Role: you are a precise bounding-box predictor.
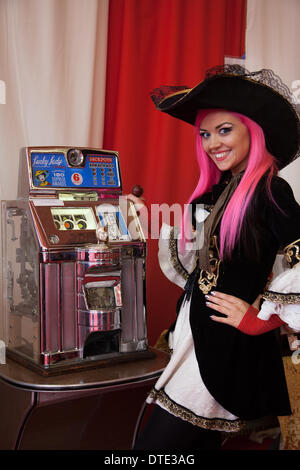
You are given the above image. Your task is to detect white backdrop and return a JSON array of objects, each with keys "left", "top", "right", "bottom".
[
  {"left": 245, "top": 0, "right": 300, "bottom": 202},
  {"left": 0, "top": 0, "right": 109, "bottom": 201}
]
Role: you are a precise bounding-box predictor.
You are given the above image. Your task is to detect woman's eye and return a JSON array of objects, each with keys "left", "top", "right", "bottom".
[
  {"left": 219, "top": 127, "right": 232, "bottom": 135},
  {"left": 200, "top": 131, "right": 210, "bottom": 139}
]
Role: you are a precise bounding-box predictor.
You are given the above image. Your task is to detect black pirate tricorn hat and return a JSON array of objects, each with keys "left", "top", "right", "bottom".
[{"left": 151, "top": 65, "right": 300, "bottom": 169}]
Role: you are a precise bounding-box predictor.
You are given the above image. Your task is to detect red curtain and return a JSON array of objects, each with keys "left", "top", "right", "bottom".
[{"left": 103, "top": 0, "right": 246, "bottom": 345}]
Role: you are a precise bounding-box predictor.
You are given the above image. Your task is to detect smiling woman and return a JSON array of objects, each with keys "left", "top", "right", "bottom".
[
  {"left": 199, "top": 111, "right": 250, "bottom": 175},
  {"left": 133, "top": 65, "right": 300, "bottom": 450},
  {"left": 193, "top": 108, "right": 277, "bottom": 259}
]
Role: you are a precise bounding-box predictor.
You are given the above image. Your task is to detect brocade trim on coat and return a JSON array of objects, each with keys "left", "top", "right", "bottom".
[{"left": 148, "top": 388, "right": 245, "bottom": 432}]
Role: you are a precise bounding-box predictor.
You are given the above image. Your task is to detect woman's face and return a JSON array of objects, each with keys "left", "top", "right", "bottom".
[{"left": 199, "top": 111, "right": 250, "bottom": 175}]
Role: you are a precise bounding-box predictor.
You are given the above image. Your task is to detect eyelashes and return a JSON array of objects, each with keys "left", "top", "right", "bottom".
[
  {"left": 199, "top": 131, "right": 210, "bottom": 139},
  {"left": 219, "top": 126, "right": 232, "bottom": 135},
  {"left": 199, "top": 126, "right": 233, "bottom": 139}
]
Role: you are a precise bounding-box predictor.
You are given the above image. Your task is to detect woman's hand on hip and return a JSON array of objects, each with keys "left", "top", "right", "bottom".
[{"left": 205, "top": 291, "right": 261, "bottom": 328}]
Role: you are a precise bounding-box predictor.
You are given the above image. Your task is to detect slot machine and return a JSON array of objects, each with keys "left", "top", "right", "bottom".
[{"left": 2, "top": 147, "right": 151, "bottom": 374}]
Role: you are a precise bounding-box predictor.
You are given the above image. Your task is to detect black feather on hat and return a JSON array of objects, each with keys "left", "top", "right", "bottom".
[{"left": 150, "top": 65, "right": 300, "bottom": 169}]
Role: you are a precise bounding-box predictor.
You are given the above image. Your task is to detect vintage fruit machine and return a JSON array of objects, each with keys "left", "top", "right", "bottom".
[{"left": 1, "top": 147, "right": 151, "bottom": 374}]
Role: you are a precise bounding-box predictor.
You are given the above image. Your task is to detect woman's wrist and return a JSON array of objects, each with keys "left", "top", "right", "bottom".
[{"left": 238, "top": 305, "right": 285, "bottom": 335}]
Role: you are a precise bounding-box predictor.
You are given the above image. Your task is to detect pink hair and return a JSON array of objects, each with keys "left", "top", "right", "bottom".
[{"left": 181, "top": 109, "right": 278, "bottom": 259}]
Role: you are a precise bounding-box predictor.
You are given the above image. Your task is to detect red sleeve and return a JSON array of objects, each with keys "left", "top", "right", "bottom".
[{"left": 238, "top": 306, "right": 285, "bottom": 335}]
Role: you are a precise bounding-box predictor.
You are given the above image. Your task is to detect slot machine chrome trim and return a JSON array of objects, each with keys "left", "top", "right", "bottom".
[{"left": 3, "top": 146, "right": 149, "bottom": 374}]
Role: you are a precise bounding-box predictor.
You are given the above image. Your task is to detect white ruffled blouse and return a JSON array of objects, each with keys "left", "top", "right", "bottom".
[{"left": 147, "top": 222, "right": 242, "bottom": 432}]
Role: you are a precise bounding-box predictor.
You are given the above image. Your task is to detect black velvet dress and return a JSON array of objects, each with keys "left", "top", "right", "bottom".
[{"left": 150, "top": 174, "right": 300, "bottom": 427}]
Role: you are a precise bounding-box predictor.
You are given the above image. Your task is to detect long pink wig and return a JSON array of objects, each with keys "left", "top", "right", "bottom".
[{"left": 182, "top": 109, "right": 278, "bottom": 259}]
